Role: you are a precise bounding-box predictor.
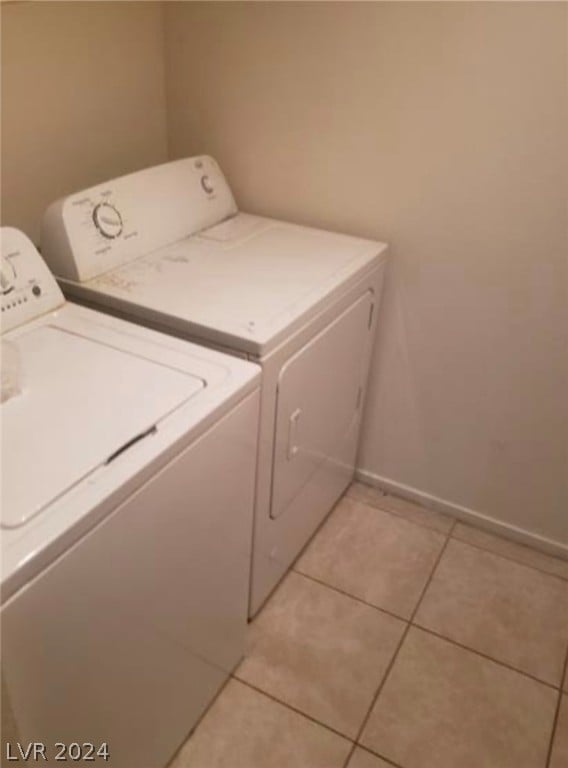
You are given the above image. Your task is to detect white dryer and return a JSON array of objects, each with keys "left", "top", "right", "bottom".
[
  {"left": 41, "top": 156, "right": 388, "bottom": 615},
  {"left": 1, "top": 227, "right": 260, "bottom": 766}
]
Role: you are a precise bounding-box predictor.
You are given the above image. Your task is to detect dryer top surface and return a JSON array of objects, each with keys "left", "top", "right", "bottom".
[{"left": 83, "top": 214, "right": 387, "bottom": 356}]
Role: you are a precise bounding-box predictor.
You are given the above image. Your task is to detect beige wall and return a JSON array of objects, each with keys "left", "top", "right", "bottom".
[
  {"left": 165, "top": 2, "right": 568, "bottom": 550},
  {"left": 1, "top": 2, "right": 565, "bottom": 551},
  {"left": 1, "top": 1, "right": 168, "bottom": 243}
]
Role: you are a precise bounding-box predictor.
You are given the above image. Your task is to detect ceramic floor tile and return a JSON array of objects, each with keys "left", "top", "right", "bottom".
[
  {"left": 376, "top": 494, "right": 454, "bottom": 535},
  {"left": 346, "top": 747, "right": 393, "bottom": 768},
  {"left": 169, "top": 679, "right": 351, "bottom": 768},
  {"left": 236, "top": 571, "right": 405, "bottom": 738},
  {"left": 347, "top": 483, "right": 453, "bottom": 534},
  {"left": 415, "top": 539, "right": 568, "bottom": 685},
  {"left": 453, "top": 522, "right": 568, "bottom": 581},
  {"left": 346, "top": 482, "right": 386, "bottom": 506},
  {"left": 361, "top": 627, "right": 557, "bottom": 768},
  {"left": 550, "top": 694, "right": 568, "bottom": 768},
  {"left": 296, "top": 496, "right": 446, "bottom": 619}
]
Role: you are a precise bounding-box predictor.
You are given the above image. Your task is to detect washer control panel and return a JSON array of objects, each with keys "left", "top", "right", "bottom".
[
  {"left": 41, "top": 155, "right": 237, "bottom": 283},
  {"left": 1, "top": 228, "right": 64, "bottom": 334}
]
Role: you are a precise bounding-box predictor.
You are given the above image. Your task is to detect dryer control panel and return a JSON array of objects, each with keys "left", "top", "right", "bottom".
[
  {"left": 41, "top": 155, "right": 238, "bottom": 283},
  {"left": 1, "top": 228, "right": 65, "bottom": 334}
]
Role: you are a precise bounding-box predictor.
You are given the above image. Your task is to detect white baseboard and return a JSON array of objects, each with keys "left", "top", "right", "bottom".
[{"left": 355, "top": 468, "right": 568, "bottom": 562}]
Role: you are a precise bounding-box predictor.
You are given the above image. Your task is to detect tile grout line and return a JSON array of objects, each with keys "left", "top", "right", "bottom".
[
  {"left": 231, "top": 676, "right": 356, "bottom": 744},
  {"left": 245, "top": 511, "right": 561, "bottom": 766},
  {"left": 353, "top": 487, "right": 568, "bottom": 584},
  {"left": 340, "top": 522, "right": 456, "bottom": 768},
  {"left": 409, "top": 516, "right": 456, "bottom": 621},
  {"left": 449, "top": 532, "right": 568, "bottom": 585},
  {"left": 227, "top": 484, "right": 450, "bottom": 768},
  {"left": 231, "top": 676, "right": 409, "bottom": 767},
  {"left": 356, "top": 744, "right": 405, "bottom": 768},
  {"left": 292, "top": 567, "right": 409, "bottom": 623},
  {"left": 232, "top": 680, "right": 401, "bottom": 768},
  {"left": 410, "top": 623, "right": 561, "bottom": 692},
  {"left": 296, "top": 563, "right": 561, "bottom": 692},
  {"left": 352, "top": 744, "right": 405, "bottom": 768},
  {"left": 545, "top": 642, "right": 568, "bottom": 768},
  {"left": 341, "top": 516, "right": 454, "bottom": 768},
  {"left": 238, "top": 489, "right": 565, "bottom": 765},
  {"left": 174, "top": 483, "right": 567, "bottom": 765},
  {"left": 298, "top": 520, "right": 563, "bottom": 691},
  {"left": 339, "top": 611, "right": 412, "bottom": 768},
  {"left": 346, "top": 492, "right": 453, "bottom": 536}
]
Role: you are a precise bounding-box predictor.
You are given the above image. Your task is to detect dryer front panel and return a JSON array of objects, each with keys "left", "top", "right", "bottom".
[{"left": 270, "top": 290, "right": 374, "bottom": 520}]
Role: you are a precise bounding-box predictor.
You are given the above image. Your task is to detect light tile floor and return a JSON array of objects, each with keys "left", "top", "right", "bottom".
[{"left": 170, "top": 483, "right": 568, "bottom": 768}]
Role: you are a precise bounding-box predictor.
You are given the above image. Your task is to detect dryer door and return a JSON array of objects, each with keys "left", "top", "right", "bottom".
[{"left": 270, "top": 290, "right": 374, "bottom": 520}]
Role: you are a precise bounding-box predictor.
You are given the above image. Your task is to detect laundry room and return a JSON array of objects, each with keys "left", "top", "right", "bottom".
[{"left": 1, "top": 2, "right": 567, "bottom": 767}]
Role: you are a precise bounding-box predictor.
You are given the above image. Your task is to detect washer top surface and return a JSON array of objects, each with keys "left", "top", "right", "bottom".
[
  {"left": 2, "top": 322, "right": 203, "bottom": 529},
  {"left": 84, "top": 214, "right": 386, "bottom": 356}
]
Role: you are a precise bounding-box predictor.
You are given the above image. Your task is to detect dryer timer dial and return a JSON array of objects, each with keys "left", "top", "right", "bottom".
[{"left": 92, "top": 202, "right": 123, "bottom": 239}]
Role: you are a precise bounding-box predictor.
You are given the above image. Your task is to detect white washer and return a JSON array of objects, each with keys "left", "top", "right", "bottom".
[
  {"left": 41, "top": 156, "right": 389, "bottom": 615},
  {"left": 1, "top": 227, "right": 260, "bottom": 766}
]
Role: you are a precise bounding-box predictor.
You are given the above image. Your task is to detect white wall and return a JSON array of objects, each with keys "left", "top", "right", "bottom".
[
  {"left": 164, "top": 2, "right": 568, "bottom": 551},
  {"left": 0, "top": 1, "right": 168, "bottom": 243}
]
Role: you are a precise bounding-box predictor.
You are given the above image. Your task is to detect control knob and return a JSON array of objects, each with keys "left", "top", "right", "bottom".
[
  {"left": 93, "top": 202, "right": 123, "bottom": 239},
  {"left": 201, "top": 175, "right": 214, "bottom": 195},
  {"left": 0, "top": 257, "right": 16, "bottom": 295}
]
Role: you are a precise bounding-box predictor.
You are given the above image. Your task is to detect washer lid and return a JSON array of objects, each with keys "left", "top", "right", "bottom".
[{"left": 1, "top": 324, "right": 204, "bottom": 529}]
